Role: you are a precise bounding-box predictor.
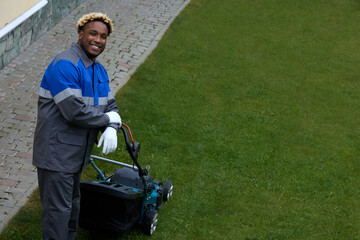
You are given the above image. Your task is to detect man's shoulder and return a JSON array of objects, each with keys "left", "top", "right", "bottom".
[{"left": 54, "top": 48, "right": 80, "bottom": 66}]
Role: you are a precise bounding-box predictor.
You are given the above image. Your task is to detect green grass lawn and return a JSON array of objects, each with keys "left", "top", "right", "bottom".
[{"left": 2, "top": 0, "right": 360, "bottom": 239}]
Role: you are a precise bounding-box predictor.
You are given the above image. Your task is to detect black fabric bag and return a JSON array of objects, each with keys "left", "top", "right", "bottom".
[{"left": 79, "top": 181, "right": 144, "bottom": 235}]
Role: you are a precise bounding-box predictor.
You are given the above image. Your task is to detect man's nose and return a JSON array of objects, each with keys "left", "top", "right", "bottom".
[{"left": 94, "top": 35, "right": 101, "bottom": 43}]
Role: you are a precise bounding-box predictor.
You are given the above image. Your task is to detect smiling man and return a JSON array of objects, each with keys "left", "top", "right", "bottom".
[{"left": 33, "top": 13, "right": 121, "bottom": 240}]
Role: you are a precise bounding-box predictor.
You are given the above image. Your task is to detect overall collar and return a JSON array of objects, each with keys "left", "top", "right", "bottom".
[{"left": 71, "top": 43, "right": 95, "bottom": 68}]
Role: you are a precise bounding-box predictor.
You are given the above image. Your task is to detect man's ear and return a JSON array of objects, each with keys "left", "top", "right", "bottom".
[{"left": 78, "top": 30, "right": 84, "bottom": 41}]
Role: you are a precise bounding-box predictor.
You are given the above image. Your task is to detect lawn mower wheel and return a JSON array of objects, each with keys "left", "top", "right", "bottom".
[
  {"left": 163, "top": 180, "right": 173, "bottom": 202},
  {"left": 143, "top": 210, "right": 158, "bottom": 235}
]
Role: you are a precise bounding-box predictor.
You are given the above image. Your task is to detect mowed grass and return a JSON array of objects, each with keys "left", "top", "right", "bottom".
[{"left": 2, "top": 0, "right": 360, "bottom": 239}]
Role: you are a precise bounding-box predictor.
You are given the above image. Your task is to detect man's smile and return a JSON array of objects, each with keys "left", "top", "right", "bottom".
[{"left": 89, "top": 43, "right": 102, "bottom": 51}]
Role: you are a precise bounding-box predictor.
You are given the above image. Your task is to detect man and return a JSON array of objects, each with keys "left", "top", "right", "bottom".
[{"left": 33, "top": 12, "right": 120, "bottom": 240}]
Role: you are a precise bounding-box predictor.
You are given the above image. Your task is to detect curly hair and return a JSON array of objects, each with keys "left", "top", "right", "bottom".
[{"left": 76, "top": 12, "right": 114, "bottom": 35}]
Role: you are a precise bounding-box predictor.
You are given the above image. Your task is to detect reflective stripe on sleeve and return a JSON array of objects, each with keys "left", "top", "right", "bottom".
[
  {"left": 41, "top": 87, "right": 111, "bottom": 106},
  {"left": 54, "top": 88, "right": 82, "bottom": 104},
  {"left": 108, "top": 91, "right": 114, "bottom": 100},
  {"left": 38, "top": 87, "right": 52, "bottom": 98}
]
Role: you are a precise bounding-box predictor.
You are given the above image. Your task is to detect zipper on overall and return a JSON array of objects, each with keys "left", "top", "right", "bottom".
[{"left": 92, "top": 62, "right": 99, "bottom": 106}]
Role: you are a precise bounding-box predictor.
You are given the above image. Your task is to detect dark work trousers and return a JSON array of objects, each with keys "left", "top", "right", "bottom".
[{"left": 37, "top": 168, "right": 82, "bottom": 240}]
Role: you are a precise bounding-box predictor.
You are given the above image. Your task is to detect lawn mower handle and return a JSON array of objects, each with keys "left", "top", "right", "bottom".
[{"left": 120, "top": 124, "right": 148, "bottom": 177}]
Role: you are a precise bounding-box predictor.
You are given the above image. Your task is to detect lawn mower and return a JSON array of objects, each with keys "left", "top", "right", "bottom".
[{"left": 79, "top": 123, "right": 173, "bottom": 236}]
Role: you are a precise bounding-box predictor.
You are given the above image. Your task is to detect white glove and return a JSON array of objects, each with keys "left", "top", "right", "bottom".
[
  {"left": 97, "top": 127, "right": 117, "bottom": 154},
  {"left": 105, "top": 112, "right": 121, "bottom": 124}
]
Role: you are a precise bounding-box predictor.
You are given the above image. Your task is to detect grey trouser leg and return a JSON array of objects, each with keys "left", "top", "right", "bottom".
[{"left": 37, "top": 168, "right": 82, "bottom": 240}]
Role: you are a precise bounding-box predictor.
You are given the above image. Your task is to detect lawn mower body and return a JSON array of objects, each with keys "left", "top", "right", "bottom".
[{"left": 79, "top": 124, "right": 173, "bottom": 236}]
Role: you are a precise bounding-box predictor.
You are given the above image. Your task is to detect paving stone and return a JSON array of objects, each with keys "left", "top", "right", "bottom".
[
  {"left": 0, "top": 179, "right": 19, "bottom": 188},
  {"left": 0, "top": 132, "right": 8, "bottom": 138},
  {"left": 14, "top": 114, "right": 34, "bottom": 122},
  {"left": 8, "top": 188, "right": 26, "bottom": 202},
  {"left": 13, "top": 143, "right": 31, "bottom": 153},
  {"left": 0, "top": 162, "right": 20, "bottom": 173},
  {"left": 16, "top": 181, "right": 34, "bottom": 192},
  {"left": 15, "top": 152, "right": 32, "bottom": 160},
  {"left": 0, "top": 172, "right": 9, "bottom": 179},
  {"left": 1, "top": 149, "right": 17, "bottom": 158}
]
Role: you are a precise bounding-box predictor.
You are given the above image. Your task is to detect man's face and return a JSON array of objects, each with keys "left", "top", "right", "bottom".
[{"left": 78, "top": 21, "right": 108, "bottom": 60}]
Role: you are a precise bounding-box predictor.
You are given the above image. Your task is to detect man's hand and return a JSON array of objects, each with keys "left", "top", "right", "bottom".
[
  {"left": 97, "top": 127, "right": 117, "bottom": 154},
  {"left": 105, "top": 112, "right": 121, "bottom": 124}
]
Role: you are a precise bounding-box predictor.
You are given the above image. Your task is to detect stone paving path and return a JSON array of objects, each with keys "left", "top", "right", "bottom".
[{"left": 0, "top": 0, "right": 189, "bottom": 232}]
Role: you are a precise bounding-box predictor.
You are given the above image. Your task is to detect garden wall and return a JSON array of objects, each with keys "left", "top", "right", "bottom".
[{"left": 0, "top": 0, "right": 86, "bottom": 70}]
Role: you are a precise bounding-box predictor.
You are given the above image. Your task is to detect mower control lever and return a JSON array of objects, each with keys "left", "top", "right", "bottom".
[
  {"left": 120, "top": 124, "right": 148, "bottom": 192},
  {"left": 128, "top": 142, "right": 141, "bottom": 159}
]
